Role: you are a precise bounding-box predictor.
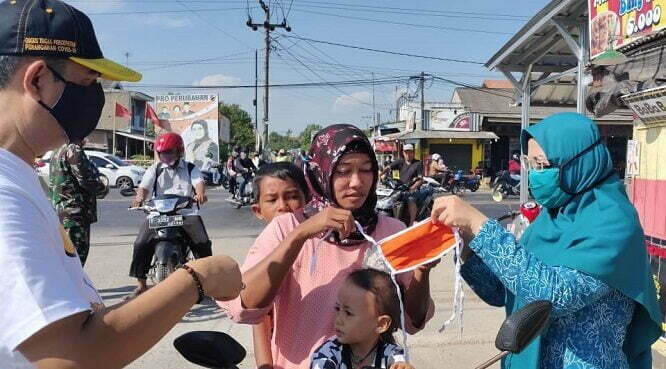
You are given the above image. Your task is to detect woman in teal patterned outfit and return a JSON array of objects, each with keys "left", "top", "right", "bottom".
[{"left": 431, "top": 113, "right": 662, "bottom": 369}]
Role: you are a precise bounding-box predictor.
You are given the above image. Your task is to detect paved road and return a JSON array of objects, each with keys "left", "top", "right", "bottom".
[{"left": 84, "top": 187, "right": 519, "bottom": 369}]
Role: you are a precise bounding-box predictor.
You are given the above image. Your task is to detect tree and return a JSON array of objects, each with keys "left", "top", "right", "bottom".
[
  {"left": 219, "top": 103, "right": 255, "bottom": 152},
  {"left": 299, "top": 124, "right": 323, "bottom": 151}
]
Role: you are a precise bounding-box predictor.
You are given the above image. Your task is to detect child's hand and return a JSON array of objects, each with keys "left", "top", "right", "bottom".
[{"left": 390, "top": 362, "right": 415, "bottom": 369}]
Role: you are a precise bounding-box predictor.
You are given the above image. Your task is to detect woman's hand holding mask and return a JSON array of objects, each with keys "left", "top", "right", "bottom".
[
  {"left": 296, "top": 206, "right": 356, "bottom": 241},
  {"left": 431, "top": 196, "right": 488, "bottom": 236}
]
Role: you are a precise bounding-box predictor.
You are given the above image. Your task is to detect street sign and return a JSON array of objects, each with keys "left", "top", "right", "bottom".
[{"left": 621, "top": 85, "right": 666, "bottom": 124}]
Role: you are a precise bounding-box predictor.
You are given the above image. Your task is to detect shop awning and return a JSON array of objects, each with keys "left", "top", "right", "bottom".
[
  {"left": 396, "top": 131, "right": 499, "bottom": 140},
  {"left": 115, "top": 131, "right": 155, "bottom": 143},
  {"left": 485, "top": 0, "right": 588, "bottom": 202}
]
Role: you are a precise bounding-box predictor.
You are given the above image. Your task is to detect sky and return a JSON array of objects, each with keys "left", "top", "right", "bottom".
[{"left": 70, "top": 0, "right": 551, "bottom": 134}]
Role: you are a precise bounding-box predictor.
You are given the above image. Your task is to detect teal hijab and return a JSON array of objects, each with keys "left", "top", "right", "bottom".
[{"left": 506, "top": 112, "right": 662, "bottom": 369}]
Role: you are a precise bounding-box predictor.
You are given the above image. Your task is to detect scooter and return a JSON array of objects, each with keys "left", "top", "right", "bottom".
[
  {"left": 173, "top": 300, "right": 552, "bottom": 369},
  {"left": 491, "top": 170, "right": 520, "bottom": 202},
  {"left": 376, "top": 177, "right": 446, "bottom": 225},
  {"left": 123, "top": 188, "right": 197, "bottom": 283},
  {"left": 449, "top": 169, "right": 481, "bottom": 195},
  {"left": 231, "top": 171, "right": 254, "bottom": 209}
]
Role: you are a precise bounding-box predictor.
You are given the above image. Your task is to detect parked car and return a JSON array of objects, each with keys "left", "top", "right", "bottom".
[{"left": 85, "top": 151, "right": 145, "bottom": 188}]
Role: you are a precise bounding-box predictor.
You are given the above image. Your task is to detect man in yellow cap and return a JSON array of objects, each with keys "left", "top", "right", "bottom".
[{"left": 0, "top": 0, "right": 242, "bottom": 367}]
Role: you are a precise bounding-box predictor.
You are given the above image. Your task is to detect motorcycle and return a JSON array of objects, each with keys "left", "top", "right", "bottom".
[
  {"left": 449, "top": 169, "right": 481, "bottom": 195},
  {"left": 173, "top": 300, "right": 552, "bottom": 369},
  {"left": 202, "top": 164, "right": 228, "bottom": 189},
  {"left": 376, "top": 177, "right": 447, "bottom": 225},
  {"left": 125, "top": 190, "right": 197, "bottom": 283},
  {"left": 491, "top": 170, "right": 520, "bottom": 202},
  {"left": 232, "top": 171, "right": 254, "bottom": 209}
]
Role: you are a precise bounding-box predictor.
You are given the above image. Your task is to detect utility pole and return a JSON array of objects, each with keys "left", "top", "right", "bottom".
[
  {"left": 409, "top": 72, "right": 431, "bottom": 131},
  {"left": 420, "top": 71, "right": 425, "bottom": 131},
  {"left": 247, "top": 0, "right": 291, "bottom": 152},
  {"left": 254, "top": 49, "right": 259, "bottom": 152},
  {"left": 372, "top": 72, "right": 376, "bottom": 134}
]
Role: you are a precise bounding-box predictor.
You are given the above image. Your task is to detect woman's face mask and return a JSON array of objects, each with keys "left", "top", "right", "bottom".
[
  {"left": 526, "top": 136, "right": 606, "bottom": 209},
  {"left": 528, "top": 168, "right": 571, "bottom": 209}
]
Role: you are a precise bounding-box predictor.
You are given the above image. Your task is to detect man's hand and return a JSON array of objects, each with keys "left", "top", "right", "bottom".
[
  {"left": 189, "top": 255, "right": 242, "bottom": 301},
  {"left": 132, "top": 194, "right": 144, "bottom": 208},
  {"left": 195, "top": 192, "right": 208, "bottom": 205}
]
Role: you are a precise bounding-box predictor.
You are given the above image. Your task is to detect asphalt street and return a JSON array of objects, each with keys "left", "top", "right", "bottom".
[{"left": 84, "top": 187, "right": 521, "bottom": 369}]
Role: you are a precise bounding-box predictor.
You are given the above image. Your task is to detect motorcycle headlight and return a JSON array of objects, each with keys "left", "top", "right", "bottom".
[{"left": 153, "top": 198, "right": 179, "bottom": 213}]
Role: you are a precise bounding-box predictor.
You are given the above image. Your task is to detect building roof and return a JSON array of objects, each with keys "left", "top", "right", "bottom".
[
  {"left": 481, "top": 80, "right": 514, "bottom": 89},
  {"left": 397, "top": 130, "right": 499, "bottom": 140},
  {"left": 453, "top": 87, "right": 633, "bottom": 123},
  {"left": 485, "top": 0, "right": 586, "bottom": 73}
]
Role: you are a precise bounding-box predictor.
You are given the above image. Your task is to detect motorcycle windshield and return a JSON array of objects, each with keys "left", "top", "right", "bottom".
[{"left": 153, "top": 198, "right": 179, "bottom": 213}]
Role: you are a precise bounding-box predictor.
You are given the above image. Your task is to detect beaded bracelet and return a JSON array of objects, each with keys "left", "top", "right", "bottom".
[{"left": 180, "top": 264, "right": 205, "bottom": 304}]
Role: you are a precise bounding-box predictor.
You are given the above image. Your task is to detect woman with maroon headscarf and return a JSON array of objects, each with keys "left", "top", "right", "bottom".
[{"left": 219, "top": 124, "right": 435, "bottom": 369}]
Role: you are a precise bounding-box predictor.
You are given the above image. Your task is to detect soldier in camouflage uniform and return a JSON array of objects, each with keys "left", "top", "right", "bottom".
[{"left": 49, "top": 141, "right": 105, "bottom": 266}]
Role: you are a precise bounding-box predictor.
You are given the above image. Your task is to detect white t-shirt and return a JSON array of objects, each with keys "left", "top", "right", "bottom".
[
  {"left": 139, "top": 159, "right": 203, "bottom": 198},
  {"left": 0, "top": 149, "right": 103, "bottom": 368}
]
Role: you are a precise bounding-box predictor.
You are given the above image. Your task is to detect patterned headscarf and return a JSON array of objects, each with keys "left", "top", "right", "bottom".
[{"left": 302, "top": 124, "right": 379, "bottom": 245}]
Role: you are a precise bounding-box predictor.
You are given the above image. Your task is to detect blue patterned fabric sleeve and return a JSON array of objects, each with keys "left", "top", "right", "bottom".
[
  {"left": 469, "top": 220, "right": 613, "bottom": 317},
  {"left": 460, "top": 253, "right": 506, "bottom": 307}
]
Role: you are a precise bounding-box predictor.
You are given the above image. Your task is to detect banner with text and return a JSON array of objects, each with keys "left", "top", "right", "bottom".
[
  {"left": 155, "top": 94, "right": 221, "bottom": 168},
  {"left": 589, "top": 0, "right": 665, "bottom": 59}
]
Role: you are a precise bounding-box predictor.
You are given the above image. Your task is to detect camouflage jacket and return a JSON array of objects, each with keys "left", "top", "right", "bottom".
[{"left": 49, "top": 144, "right": 102, "bottom": 225}]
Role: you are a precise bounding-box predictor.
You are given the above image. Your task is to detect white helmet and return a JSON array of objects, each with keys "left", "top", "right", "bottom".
[{"left": 431, "top": 153, "right": 441, "bottom": 161}]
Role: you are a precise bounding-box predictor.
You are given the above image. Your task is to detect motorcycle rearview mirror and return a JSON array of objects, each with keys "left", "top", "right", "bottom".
[
  {"left": 474, "top": 300, "right": 552, "bottom": 369},
  {"left": 119, "top": 188, "right": 137, "bottom": 197},
  {"left": 174, "top": 331, "right": 246, "bottom": 369}
]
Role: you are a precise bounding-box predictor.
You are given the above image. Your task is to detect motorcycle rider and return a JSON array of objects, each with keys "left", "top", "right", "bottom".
[
  {"left": 429, "top": 153, "right": 449, "bottom": 185},
  {"left": 226, "top": 148, "right": 239, "bottom": 197},
  {"left": 508, "top": 152, "right": 521, "bottom": 183},
  {"left": 234, "top": 147, "right": 257, "bottom": 202},
  {"left": 201, "top": 152, "right": 220, "bottom": 185},
  {"left": 381, "top": 144, "right": 427, "bottom": 226},
  {"left": 127, "top": 132, "right": 212, "bottom": 299}
]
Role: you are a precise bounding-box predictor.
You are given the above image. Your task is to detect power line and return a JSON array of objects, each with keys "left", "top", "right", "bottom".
[
  {"left": 132, "top": 76, "right": 410, "bottom": 89},
  {"left": 74, "top": 0, "right": 532, "bottom": 19},
  {"left": 289, "top": 3, "right": 529, "bottom": 21},
  {"left": 87, "top": 6, "right": 250, "bottom": 15},
  {"left": 274, "top": 39, "right": 373, "bottom": 106},
  {"left": 281, "top": 35, "right": 485, "bottom": 64},
  {"left": 288, "top": 8, "right": 515, "bottom": 33},
  {"left": 174, "top": 0, "right": 251, "bottom": 49}
]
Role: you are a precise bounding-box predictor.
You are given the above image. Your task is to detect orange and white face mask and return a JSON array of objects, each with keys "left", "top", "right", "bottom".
[{"left": 360, "top": 218, "right": 460, "bottom": 274}]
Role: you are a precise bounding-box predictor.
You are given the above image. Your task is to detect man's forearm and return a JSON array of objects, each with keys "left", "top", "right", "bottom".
[{"left": 20, "top": 269, "right": 199, "bottom": 369}]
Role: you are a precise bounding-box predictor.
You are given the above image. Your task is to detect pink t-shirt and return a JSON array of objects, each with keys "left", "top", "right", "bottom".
[{"left": 219, "top": 213, "right": 434, "bottom": 369}]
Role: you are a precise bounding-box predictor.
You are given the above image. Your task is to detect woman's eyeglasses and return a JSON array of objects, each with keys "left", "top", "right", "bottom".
[{"left": 520, "top": 155, "right": 552, "bottom": 172}]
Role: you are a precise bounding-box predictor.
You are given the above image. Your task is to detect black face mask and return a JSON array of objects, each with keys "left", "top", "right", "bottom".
[{"left": 38, "top": 66, "right": 105, "bottom": 143}]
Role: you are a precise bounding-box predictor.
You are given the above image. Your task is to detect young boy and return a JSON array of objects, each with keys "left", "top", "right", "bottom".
[{"left": 250, "top": 162, "right": 310, "bottom": 369}]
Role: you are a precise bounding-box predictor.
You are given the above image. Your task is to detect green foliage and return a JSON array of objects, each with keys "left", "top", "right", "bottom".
[
  {"left": 299, "top": 124, "right": 323, "bottom": 151},
  {"left": 219, "top": 103, "right": 255, "bottom": 150},
  {"left": 268, "top": 131, "right": 300, "bottom": 151},
  {"left": 145, "top": 121, "right": 155, "bottom": 138}
]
